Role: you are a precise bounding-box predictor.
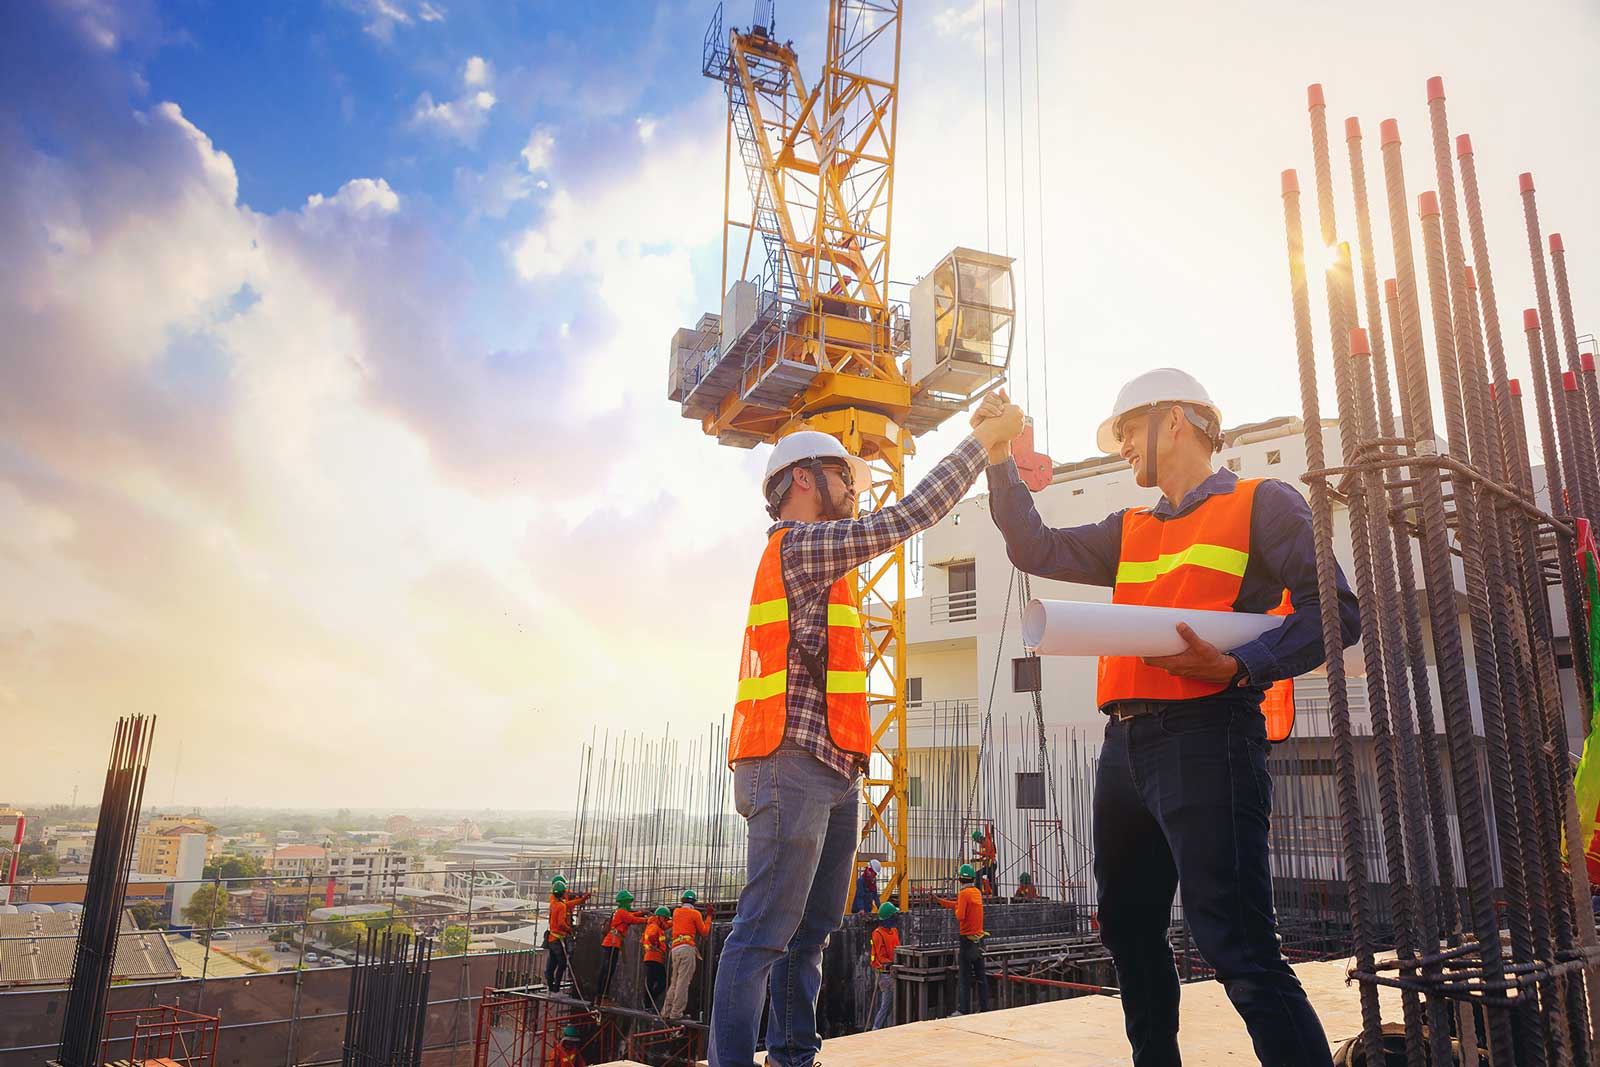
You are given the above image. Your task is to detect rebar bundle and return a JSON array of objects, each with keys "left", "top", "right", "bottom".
[
  {"left": 341, "top": 927, "right": 433, "bottom": 1067},
  {"left": 1282, "top": 78, "right": 1600, "bottom": 1066},
  {"left": 54, "top": 714, "right": 155, "bottom": 1067}
]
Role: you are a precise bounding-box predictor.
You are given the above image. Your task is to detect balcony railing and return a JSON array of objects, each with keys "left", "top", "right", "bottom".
[{"left": 930, "top": 588, "right": 978, "bottom": 624}]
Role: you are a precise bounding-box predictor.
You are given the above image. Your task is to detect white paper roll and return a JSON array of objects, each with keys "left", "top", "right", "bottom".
[{"left": 1020, "top": 599, "right": 1283, "bottom": 657}]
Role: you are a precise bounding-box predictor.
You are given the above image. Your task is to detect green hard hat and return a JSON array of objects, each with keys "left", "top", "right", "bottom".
[
  {"left": 878, "top": 902, "right": 899, "bottom": 920},
  {"left": 562, "top": 1025, "right": 581, "bottom": 1042},
  {"left": 616, "top": 890, "right": 634, "bottom": 905},
  {"left": 551, "top": 875, "right": 567, "bottom": 888},
  {"left": 959, "top": 863, "right": 976, "bottom": 880},
  {"left": 1019, "top": 871, "right": 1032, "bottom": 885},
  {"left": 971, "top": 829, "right": 984, "bottom": 842},
  {"left": 654, "top": 906, "right": 672, "bottom": 918},
  {"left": 681, "top": 889, "right": 697, "bottom": 903}
]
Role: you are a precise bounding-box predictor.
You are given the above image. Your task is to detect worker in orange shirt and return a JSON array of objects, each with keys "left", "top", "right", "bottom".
[
  {"left": 662, "top": 890, "right": 710, "bottom": 1019},
  {"left": 544, "top": 875, "right": 590, "bottom": 996},
  {"left": 936, "top": 864, "right": 988, "bottom": 1016},
  {"left": 553, "top": 1024, "right": 584, "bottom": 1067},
  {"left": 1014, "top": 872, "right": 1040, "bottom": 901},
  {"left": 972, "top": 825, "right": 998, "bottom": 896},
  {"left": 596, "top": 889, "right": 651, "bottom": 1003},
  {"left": 868, "top": 902, "right": 901, "bottom": 1030},
  {"left": 641, "top": 906, "right": 672, "bottom": 1014}
]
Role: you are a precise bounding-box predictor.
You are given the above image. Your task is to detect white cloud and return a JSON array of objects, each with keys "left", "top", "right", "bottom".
[
  {"left": 347, "top": 0, "right": 443, "bottom": 41},
  {"left": 635, "top": 116, "right": 658, "bottom": 143},
  {"left": 454, "top": 162, "right": 535, "bottom": 219},
  {"left": 305, "top": 177, "right": 400, "bottom": 217},
  {"left": 410, "top": 88, "right": 496, "bottom": 144},
  {"left": 463, "top": 55, "right": 491, "bottom": 87},
  {"left": 520, "top": 127, "right": 556, "bottom": 173}
]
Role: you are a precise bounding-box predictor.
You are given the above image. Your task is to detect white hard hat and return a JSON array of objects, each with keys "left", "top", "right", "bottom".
[
  {"left": 1095, "top": 368, "right": 1222, "bottom": 454},
  {"left": 869, "top": 860, "right": 881, "bottom": 875},
  {"left": 761, "top": 430, "right": 871, "bottom": 506}
]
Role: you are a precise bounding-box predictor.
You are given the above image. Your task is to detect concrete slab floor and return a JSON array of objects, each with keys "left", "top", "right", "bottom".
[{"left": 671, "top": 957, "right": 1407, "bottom": 1065}]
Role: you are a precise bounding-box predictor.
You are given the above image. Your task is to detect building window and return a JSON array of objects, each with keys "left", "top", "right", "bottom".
[
  {"left": 1266, "top": 450, "right": 1282, "bottom": 465},
  {"left": 1012, "top": 656, "right": 1042, "bottom": 693},
  {"left": 1226, "top": 457, "right": 1242, "bottom": 472},
  {"left": 909, "top": 776, "right": 924, "bottom": 808},
  {"left": 947, "top": 561, "right": 977, "bottom": 621},
  {"left": 905, "top": 676, "right": 923, "bottom": 705},
  {"left": 1016, "top": 772, "right": 1045, "bottom": 810}
]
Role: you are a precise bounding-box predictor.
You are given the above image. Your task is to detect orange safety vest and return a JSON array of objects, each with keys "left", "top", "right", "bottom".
[
  {"left": 728, "top": 528, "right": 870, "bottom": 764},
  {"left": 641, "top": 918, "right": 668, "bottom": 963},
  {"left": 870, "top": 926, "right": 900, "bottom": 971},
  {"left": 554, "top": 1045, "right": 581, "bottom": 1067},
  {"left": 670, "top": 906, "right": 709, "bottom": 948},
  {"left": 1096, "top": 479, "right": 1296, "bottom": 741},
  {"left": 601, "top": 908, "right": 646, "bottom": 949}
]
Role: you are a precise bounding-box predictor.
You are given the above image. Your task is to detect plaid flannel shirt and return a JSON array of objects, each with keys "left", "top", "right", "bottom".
[{"left": 764, "top": 436, "right": 990, "bottom": 779}]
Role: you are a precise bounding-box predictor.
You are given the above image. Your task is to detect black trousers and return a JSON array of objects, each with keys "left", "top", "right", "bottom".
[
  {"left": 957, "top": 938, "right": 988, "bottom": 1015},
  {"left": 597, "top": 945, "right": 621, "bottom": 999},
  {"left": 644, "top": 959, "right": 668, "bottom": 1014},
  {"left": 544, "top": 938, "right": 570, "bottom": 992}
]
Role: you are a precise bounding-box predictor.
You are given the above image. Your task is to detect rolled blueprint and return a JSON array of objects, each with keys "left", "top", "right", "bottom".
[{"left": 1021, "top": 599, "right": 1283, "bottom": 657}]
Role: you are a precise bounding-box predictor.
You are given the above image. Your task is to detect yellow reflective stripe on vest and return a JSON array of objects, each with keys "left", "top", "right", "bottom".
[
  {"left": 827, "top": 603, "right": 861, "bottom": 628},
  {"left": 737, "top": 670, "right": 787, "bottom": 703},
  {"left": 1115, "top": 543, "right": 1250, "bottom": 585},
  {"left": 826, "top": 670, "right": 867, "bottom": 694},
  {"left": 747, "top": 598, "right": 789, "bottom": 627}
]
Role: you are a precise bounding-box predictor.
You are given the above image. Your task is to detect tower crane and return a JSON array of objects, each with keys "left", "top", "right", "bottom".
[{"left": 667, "top": 0, "right": 1019, "bottom": 903}]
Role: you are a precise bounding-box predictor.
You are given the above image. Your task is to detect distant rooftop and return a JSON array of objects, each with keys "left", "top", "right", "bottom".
[{"left": 0, "top": 911, "right": 179, "bottom": 988}]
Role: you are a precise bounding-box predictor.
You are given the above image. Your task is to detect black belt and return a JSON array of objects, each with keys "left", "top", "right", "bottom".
[{"left": 1104, "top": 700, "right": 1165, "bottom": 723}]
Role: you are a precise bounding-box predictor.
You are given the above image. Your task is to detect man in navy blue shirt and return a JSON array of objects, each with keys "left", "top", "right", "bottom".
[{"left": 982, "top": 370, "right": 1359, "bottom": 1067}]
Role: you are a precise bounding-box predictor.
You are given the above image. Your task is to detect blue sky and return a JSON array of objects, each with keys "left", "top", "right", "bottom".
[{"left": 4, "top": 0, "right": 1597, "bottom": 808}]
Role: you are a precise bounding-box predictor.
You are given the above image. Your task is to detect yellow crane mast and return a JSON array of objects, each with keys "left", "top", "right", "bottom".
[{"left": 667, "top": 0, "right": 1016, "bottom": 904}]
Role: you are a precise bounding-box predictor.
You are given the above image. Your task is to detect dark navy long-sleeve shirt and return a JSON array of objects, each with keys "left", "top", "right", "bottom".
[{"left": 986, "top": 461, "right": 1361, "bottom": 694}]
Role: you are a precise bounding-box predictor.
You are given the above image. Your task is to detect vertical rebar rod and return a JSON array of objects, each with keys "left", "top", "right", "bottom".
[
  {"left": 1522, "top": 173, "right": 1596, "bottom": 519},
  {"left": 1379, "top": 116, "right": 1517, "bottom": 1067},
  {"left": 1427, "top": 79, "right": 1560, "bottom": 1062},
  {"left": 1281, "top": 167, "right": 1385, "bottom": 1067},
  {"left": 1551, "top": 234, "right": 1600, "bottom": 498}
]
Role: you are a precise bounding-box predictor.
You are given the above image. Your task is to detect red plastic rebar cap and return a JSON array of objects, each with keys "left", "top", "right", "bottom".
[
  {"left": 1344, "top": 116, "right": 1361, "bottom": 141},
  {"left": 1510, "top": 379, "right": 1523, "bottom": 397},
  {"left": 1307, "top": 84, "right": 1325, "bottom": 110},
  {"left": 1380, "top": 118, "right": 1401, "bottom": 147},
  {"left": 1418, "top": 190, "right": 1440, "bottom": 217},
  {"left": 1349, "top": 328, "right": 1371, "bottom": 356},
  {"left": 1584, "top": 353, "right": 1596, "bottom": 373},
  {"left": 1384, "top": 278, "right": 1399, "bottom": 301},
  {"left": 1519, "top": 172, "right": 1536, "bottom": 194},
  {"left": 1281, "top": 169, "right": 1299, "bottom": 196},
  {"left": 1524, "top": 308, "right": 1541, "bottom": 330},
  {"left": 1465, "top": 266, "right": 1478, "bottom": 289},
  {"left": 1564, "top": 371, "right": 1578, "bottom": 391},
  {"left": 1426, "top": 76, "right": 1445, "bottom": 102},
  {"left": 1550, "top": 233, "right": 1565, "bottom": 254},
  {"left": 1455, "top": 133, "right": 1473, "bottom": 158}
]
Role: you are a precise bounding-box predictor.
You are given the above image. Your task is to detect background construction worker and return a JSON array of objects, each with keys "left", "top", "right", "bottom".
[
  {"left": 662, "top": 889, "right": 709, "bottom": 1019},
  {"left": 554, "top": 1024, "right": 584, "bottom": 1067},
  {"left": 982, "top": 371, "right": 1360, "bottom": 1066},
  {"left": 641, "top": 906, "right": 672, "bottom": 1014},
  {"left": 851, "top": 859, "right": 881, "bottom": 914},
  {"left": 972, "top": 825, "right": 998, "bottom": 895},
  {"left": 1014, "top": 872, "right": 1039, "bottom": 901},
  {"left": 868, "top": 901, "right": 900, "bottom": 1031},
  {"left": 544, "top": 876, "right": 589, "bottom": 996},
  {"left": 935, "top": 863, "right": 988, "bottom": 1016},
  {"left": 596, "top": 889, "right": 650, "bottom": 1003},
  {"left": 709, "top": 404, "right": 1025, "bottom": 1067}
]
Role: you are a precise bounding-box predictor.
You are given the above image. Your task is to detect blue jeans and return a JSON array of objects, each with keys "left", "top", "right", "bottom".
[
  {"left": 1094, "top": 699, "right": 1333, "bottom": 1067},
  {"left": 870, "top": 970, "right": 894, "bottom": 1030},
  {"left": 709, "top": 750, "right": 860, "bottom": 1067}
]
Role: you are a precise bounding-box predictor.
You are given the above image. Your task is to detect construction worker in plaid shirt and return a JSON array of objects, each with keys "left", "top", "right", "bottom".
[{"left": 708, "top": 396, "right": 1026, "bottom": 1067}]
